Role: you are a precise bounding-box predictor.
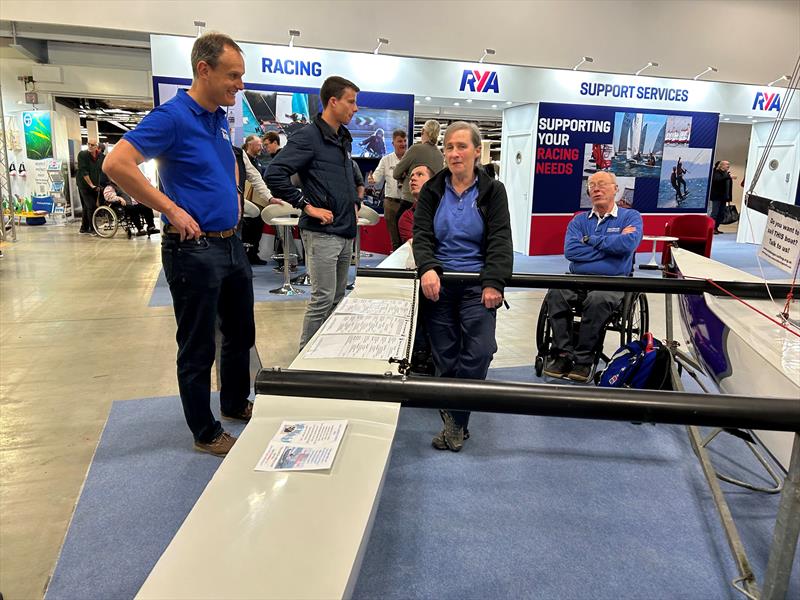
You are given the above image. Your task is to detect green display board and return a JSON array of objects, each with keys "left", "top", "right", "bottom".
[{"left": 23, "top": 111, "right": 53, "bottom": 160}]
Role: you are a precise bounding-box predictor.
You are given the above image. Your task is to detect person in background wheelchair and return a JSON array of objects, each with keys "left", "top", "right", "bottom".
[
  {"left": 100, "top": 173, "right": 158, "bottom": 236},
  {"left": 542, "top": 171, "right": 642, "bottom": 382}
]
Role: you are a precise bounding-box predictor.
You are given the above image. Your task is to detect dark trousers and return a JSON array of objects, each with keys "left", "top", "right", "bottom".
[
  {"left": 241, "top": 216, "right": 264, "bottom": 256},
  {"left": 712, "top": 200, "right": 727, "bottom": 228},
  {"left": 123, "top": 204, "right": 156, "bottom": 230},
  {"left": 383, "top": 197, "right": 412, "bottom": 251},
  {"left": 423, "top": 282, "right": 497, "bottom": 428},
  {"left": 78, "top": 187, "right": 97, "bottom": 232},
  {"left": 545, "top": 289, "right": 623, "bottom": 366},
  {"left": 161, "top": 235, "right": 255, "bottom": 442}
]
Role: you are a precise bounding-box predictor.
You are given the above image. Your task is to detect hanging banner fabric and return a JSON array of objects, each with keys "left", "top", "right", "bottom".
[{"left": 531, "top": 102, "right": 719, "bottom": 215}]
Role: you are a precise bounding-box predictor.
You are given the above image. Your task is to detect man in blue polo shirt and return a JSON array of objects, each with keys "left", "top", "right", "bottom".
[
  {"left": 102, "top": 32, "right": 253, "bottom": 457},
  {"left": 543, "top": 171, "right": 642, "bottom": 382}
]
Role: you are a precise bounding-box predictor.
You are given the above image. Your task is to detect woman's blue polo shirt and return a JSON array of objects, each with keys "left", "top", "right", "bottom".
[{"left": 123, "top": 89, "right": 238, "bottom": 231}]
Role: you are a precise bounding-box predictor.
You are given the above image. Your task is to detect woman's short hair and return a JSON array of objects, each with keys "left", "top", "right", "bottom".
[
  {"left": 443, "top": 121, "right": 482, "bottom": 148},
  {"left": 422, "top": 120, "right": 441, "bottom": 144}
]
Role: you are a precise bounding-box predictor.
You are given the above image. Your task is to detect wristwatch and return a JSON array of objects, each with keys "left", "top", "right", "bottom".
[{"left": 582, "top": 235, "right": 590, "bottom": 244}]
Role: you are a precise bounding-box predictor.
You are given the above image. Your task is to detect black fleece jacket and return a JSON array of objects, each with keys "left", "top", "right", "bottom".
[{"left": 412, "top": 167, "right": 513, "bottom": 292}]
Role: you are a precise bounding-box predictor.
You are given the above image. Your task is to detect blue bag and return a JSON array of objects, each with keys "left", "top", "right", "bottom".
[{"left": 598, "top": 333, "right": 673, "bottom": 390}]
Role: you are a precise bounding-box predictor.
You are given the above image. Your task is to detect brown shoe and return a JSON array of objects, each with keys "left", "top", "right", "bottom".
[
  {"left": 222, "top": 401, "right": 254, "bottom": 423},
  {"left": 194, "top": 431, "right": 237, "bottom": 457}
]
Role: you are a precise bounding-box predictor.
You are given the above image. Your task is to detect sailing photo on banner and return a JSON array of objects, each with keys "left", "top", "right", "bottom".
[
  {"left": 532, "top": 102, "right": 718, "bottom": 215},
  {"left": 609, "top": 112, "right": 666, "bottom": 178},
  {"left": 657, "top": 147, "right": 713, "bottom": 209}
]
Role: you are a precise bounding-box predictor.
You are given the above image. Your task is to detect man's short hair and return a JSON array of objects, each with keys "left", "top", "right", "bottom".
[
  {"left": 392, "top": 129, "right": 407, "bottom": 141},
  {"left": 191, "top": 32, "right": 244, "bottom": 77},
  {"left": 320, "top": 76, "right": 360, "bottom": 108},
  {"left": 263, "top": 131, "right": 280, "bottom": 145}
]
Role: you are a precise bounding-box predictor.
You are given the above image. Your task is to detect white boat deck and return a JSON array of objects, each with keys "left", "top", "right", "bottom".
[
  {"left": 673, "top": 248, "right": 800, "bottom": 467},
  {"left": 137, "top": 245, "right": 418, "bottom": 600}
]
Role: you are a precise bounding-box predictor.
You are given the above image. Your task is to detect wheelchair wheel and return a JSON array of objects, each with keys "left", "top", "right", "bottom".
[
  {"left": 92, "top": 205, "right": 119, "bottom": 238},
  {"left": 534, "top": 299, "right": 550, "bottom": 377},
  {"left": 621, "top": 293, "right": 649, "bottom": 345}
]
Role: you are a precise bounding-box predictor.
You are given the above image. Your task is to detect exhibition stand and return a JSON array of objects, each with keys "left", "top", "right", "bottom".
[{"left": 147, "top": 35, "right": 799, "bottom": 255}]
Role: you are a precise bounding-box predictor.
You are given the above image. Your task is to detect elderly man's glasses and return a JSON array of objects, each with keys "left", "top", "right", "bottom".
[{"left": 587, "top": 181, "right": 614, "bottom": 191}]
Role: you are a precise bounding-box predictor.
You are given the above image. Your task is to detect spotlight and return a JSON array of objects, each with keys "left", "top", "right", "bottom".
[
  {"left": 288, "top": 29, "right": 300, "bottom": 48},
  {"left": 634, "top": 61, "right": 659, "bottom": 76},
  {"left": 466, "top": 99, "right": 473, "bottom": 103},
  {"left": 767, "top": 75, "right": 790, "bottom": 87},
  {"left": 478, "top": 48, "right": 496, "bottom": 64},
  {"left": 193, "top": 20, "right": 206, "bottom": 37},
  {"left": 373, "top": 37, "right": 389, "bottom": 55},
  {"left": 572, "top": 56, "right": 594, "bottom": 71},
  {"left": 505, "top": 101, "right": 512, "bottom": 105},
  {"left": 424, "top": 96, "right": 431, "bottom": 101},
  {"left": 692, "top": 66, "right": 718, "bottom": 80},
  {"left": 453, "top": 102, "right": 460, "bottom": 106}
]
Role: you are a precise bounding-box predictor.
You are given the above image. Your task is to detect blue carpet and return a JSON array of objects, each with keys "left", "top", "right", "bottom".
[
  {"left": 44, "top": 395, "right": 246, "bottom": 600},
  {"left": 148, "top": 253, "right": 388, "bottom": 307},
  {"left": 352, "top": 366, "right": 800, "bottom": 599},
  {"left": 45, "top": 369, "right": 797, "bottom": 600}
]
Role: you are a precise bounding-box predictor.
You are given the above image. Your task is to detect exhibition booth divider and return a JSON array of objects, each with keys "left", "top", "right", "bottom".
[{"left": 149, "top": 34, "right": 800, "bottom": 255}]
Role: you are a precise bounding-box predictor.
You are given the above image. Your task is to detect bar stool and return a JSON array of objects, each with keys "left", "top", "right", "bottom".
[
  {"left": 347, "top": 205, "right": 380, "bottom": 290},
  {"left": 261, "top": 204, "right": 303, "bottom": 296}
]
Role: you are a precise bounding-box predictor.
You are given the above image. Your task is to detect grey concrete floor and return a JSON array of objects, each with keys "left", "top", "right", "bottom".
[
  {"left": 0, "top": 220, "right": 676, "bottom": 599},
  {"left": 0, "top": 222, "right": 306, "bottom": 599}
]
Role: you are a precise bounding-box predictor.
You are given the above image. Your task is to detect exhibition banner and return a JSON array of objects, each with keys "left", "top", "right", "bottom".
[
  {"left": 532, "top": 102, "right": 719, "bottom": 214},
  {"left": 22, "top": 111, "right": 53, "bottom": 160}
]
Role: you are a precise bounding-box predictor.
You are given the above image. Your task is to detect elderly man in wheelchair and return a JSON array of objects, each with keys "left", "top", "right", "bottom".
[
  {"left": 93, "top": 173, "right": 158, "bottom": 238},
  {"left": 538, "top": 171, "right": 644, "bottom": 383}
]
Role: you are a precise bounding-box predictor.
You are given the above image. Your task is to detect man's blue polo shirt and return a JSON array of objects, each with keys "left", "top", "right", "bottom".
[{"left": 123, "top": 89, "right": 238, "bottom": 231}]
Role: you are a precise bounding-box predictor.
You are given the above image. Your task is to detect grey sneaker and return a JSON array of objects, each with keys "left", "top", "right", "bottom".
[
  {"left": 194, "top": 431, "right": 237, "bottom": 457},
  {"left": 432, "top": 410, "right": 465, "bottom": 452}
]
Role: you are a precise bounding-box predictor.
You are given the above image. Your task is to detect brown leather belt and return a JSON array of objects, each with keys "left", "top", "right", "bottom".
[{"left": 163, "top": 224, "right": 237, "bottom": 238}]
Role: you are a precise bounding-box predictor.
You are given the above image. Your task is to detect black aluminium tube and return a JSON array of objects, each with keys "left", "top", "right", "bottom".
[
  {"left": 355, "top": 268, "right": 795, "bottom": 300},
  {"left": 255, "top": 369, "right": 800, "bottom": 432}
]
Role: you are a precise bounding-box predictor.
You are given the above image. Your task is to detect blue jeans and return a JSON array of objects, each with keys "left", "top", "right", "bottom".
[
  {"left": 423, "top": 282, "right": 497, "bottom": 428},
  {"left": 162, "top": 235, "right": 255, "bottom": 442},
  {"left": 299, "top": 230, "right": 353, "bottom": 350}
]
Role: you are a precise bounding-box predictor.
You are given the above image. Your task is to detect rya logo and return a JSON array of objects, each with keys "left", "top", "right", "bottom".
[
  {"left": 752, "top": 91, "right": 781, "bottom": 111},
  {"left": 459, "top": 70, "right": 500, "bottom": 93}
]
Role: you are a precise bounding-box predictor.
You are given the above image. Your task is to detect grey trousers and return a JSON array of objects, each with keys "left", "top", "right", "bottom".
[
  {"left": 545, "top": 289, "right": 624, "bottom": 365},
  {"left": 299, "top": 230, "right": 353, "bottom": 350}
]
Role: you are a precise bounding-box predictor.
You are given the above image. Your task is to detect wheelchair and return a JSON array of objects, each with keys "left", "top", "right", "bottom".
[
  {"left": 92, "top": 202, "right": 155, "bottom": 239},
  {"left": 533, "top": 288, "right": 649, "bottom": 379}
]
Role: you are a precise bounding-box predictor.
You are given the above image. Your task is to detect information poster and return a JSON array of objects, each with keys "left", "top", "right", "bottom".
[
  {"left": 532, "top": 102, "right": 718, "bottom": 214},
  {"left": 22, "top": 111, "right": 53, "bottom": 160}
]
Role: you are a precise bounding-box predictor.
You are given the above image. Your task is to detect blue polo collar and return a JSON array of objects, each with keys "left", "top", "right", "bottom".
[{"left": 176, "top": 89, "right": 226, "bottom": 118}]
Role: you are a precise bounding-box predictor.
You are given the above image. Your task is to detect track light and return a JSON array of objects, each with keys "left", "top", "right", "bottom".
[
  {"left": 373, "top": 37, "right": 389, "bottom": 55},
  {"left": 478, "top": 48, "right": 496, "bottom": 64},
  {"left": 767, "top": 75, "right": 790, "bottom": 87},
  {"left": 193, "top": 20, "right": 206, "bottom": 37},
  {"left": 288, "top": 29, "right": 300, "bottom": 48},
  {"left": 572, "top": 56, "right": 594, "bottom": 71},
  {"left": 692, "top": 65, "right": 718, "bottom": 80},
  {"left": 634, "top": 61, "right": 659, "bottom": 76}
]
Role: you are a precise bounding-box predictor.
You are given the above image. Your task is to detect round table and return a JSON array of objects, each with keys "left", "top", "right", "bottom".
[{"left": 640, "top": 235, "right": 679, "bottom": 270}]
